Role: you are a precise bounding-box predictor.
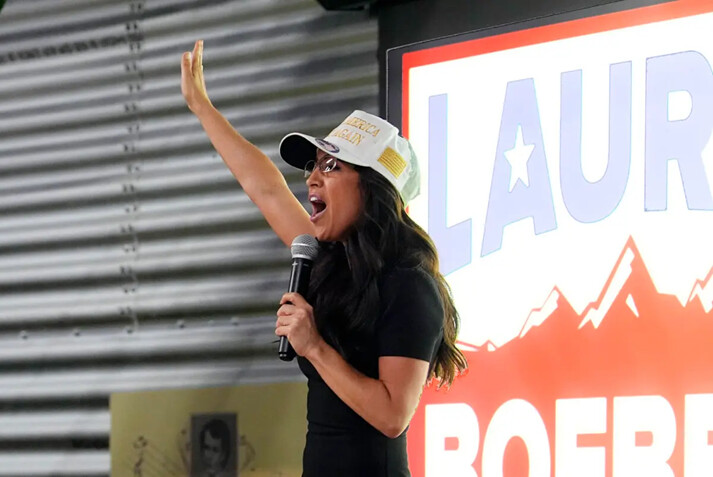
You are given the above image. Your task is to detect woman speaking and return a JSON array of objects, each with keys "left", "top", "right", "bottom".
[{"left": 181, "top": 40, "right": 467, "bottom": 477}]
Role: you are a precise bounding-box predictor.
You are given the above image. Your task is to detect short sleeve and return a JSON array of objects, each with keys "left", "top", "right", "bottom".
[{"left": 376, "top": 267, "right": 444, "bottom": 362}]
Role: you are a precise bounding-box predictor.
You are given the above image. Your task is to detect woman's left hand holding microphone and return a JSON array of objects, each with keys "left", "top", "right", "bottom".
[{"left": 276, "top": 293, "right": 324, "bottom": 359}]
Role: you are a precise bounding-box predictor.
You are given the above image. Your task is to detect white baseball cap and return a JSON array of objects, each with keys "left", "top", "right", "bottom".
[{"left": 279, "top": 110, "right": 421, "bottom": 204}]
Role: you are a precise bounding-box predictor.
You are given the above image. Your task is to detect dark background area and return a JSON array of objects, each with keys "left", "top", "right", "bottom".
[{"left": 371, "top": 0, "right": 668, "bottom": 116}]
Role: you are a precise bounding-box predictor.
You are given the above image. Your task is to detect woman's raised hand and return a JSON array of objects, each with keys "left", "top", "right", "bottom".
[
  {"left": 178, "top": 39, "right": 314, "bottom": 247},
  {"left": 181, "top": 40, "right": 212, "bottom": 115}
]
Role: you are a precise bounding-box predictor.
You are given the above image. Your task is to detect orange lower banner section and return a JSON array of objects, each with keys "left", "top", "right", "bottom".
[{"left": 409, "top": 238, "right": 713, "bottom": 476}]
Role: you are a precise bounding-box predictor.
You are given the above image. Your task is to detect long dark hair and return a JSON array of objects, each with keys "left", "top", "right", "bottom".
[{"left": 307, "top": 166, "right": 467, "bottom": 387}]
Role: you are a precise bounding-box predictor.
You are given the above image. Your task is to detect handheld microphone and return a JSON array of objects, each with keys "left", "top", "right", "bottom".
[{"left": 279, "top": 234, "right": 319, "bottom": 361}]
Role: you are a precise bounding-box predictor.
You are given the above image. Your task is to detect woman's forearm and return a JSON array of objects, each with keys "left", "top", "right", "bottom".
[
  {"left": 305, "top": 340, "right": 427, "bottom": 438},
  {"left": 195, "top": 105, "right": 288, "bottom": 200},
  {"left": 194, "top": 106, "right": 315, "bottom": 246}
]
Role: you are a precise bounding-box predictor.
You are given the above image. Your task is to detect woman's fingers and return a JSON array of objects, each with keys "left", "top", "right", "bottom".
[
  {"left": 275, "top": 309, "right": 294, "bottom": 339},
  {"left": 197, "top": 40, "right": 204, "bottom": 70},
  {"left": 276, "top": 313, "right": 294, "bottom": 328},
  {"left": 192, "top": 40, "right": 202, "bottom": 74},
  {"left": 276, "top": 302, "right": 295, "bottom": 317},
  {"left": 275, "top": 300, "right": 309, "bottom": 328},
  {"left": 274, "top": 295, "right": 321, "bottom": 357},
  {"left": 280, "top": 292, "right": 309, "bottom": 307},
  {"left": 182, "top": 51, "right": 192, "bottom": 70},
  {"left": 180, "top": 52, "right": 193, "bottom": 104},
  {"left": 180, "top": 52, "right": 192, "bottom": 84},
  {"left": 199, "top": 43, "right": 207, "bottom": 91}
]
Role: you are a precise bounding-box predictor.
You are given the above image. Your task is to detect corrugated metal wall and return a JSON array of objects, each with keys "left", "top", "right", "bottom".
[{"left": 0, "top": 0, "right": 377, "bottom": 474}]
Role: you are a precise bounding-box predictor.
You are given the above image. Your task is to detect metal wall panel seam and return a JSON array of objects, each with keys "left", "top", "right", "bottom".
[
  {"left": 0, "top": 58, "right": 137, "bottom": 94},
  {"left": 0, "top": 359, "right": 304, "bottom": 399},
  {"left": 0, "top": 9, "right": 132, "bottom": 48},
  {"left": 0, "top": 268, "right": 285, "bottom": 307},
  {"left": 0, "top": 324, "right": 278, "bottom": 361},
  {"left": 0, "top": 410, "right": 109, "bottom": 439},
  {"left": 0, "top": 164, "right": 131, "bottom": 194},
  {"left": 0, "top": 245, "right": 130, "bottom": 271},
  {"left": 0, "top": 451, "right": 108, "bottom": 476},
  {"left": 0, "top": 82, "right": 137, "bottom": 116},
  {"left": 0, "top": 30, "right": 144, "bottom": 83},
  {"left": 0, "top": 144, "right": 133, "bottom": 172},
  {"left": 0, "top": 1, "right": 129, "bottom": 30},
  {"left": 141, "top": 11, "right": 366, "bottom": 56},
  {"left": 0, "top": 283, "right": 283, "bottom": 318},
  {"left": 2, "top": 0, "right": 119, "bottom": 17},
  {"left": 140, "top": 0, "right": 318, "bottom": 37},
  {"left": 0, "top": 233, "right": 284, "bottom": 277}
]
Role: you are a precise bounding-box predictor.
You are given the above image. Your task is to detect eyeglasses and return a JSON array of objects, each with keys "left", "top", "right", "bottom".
[{"left": 304, "top": 156, "right": 338, "bottom": 178}]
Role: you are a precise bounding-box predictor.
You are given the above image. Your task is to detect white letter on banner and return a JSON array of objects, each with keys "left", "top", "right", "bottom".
[
  {"left": 685, "top": 394, "right": 713, "bottom": 477},
  {"left": 613, "top": 395, "right": 676, "bottom": 477},
  {"left": 425, "top": 403, "right": 479, "bottom": 477},
  {"left": 555, "top": 397, "right": 607, "bottom": 477},
  {"left": 482, "top": 399, "right": 550, "bottom": 477}
]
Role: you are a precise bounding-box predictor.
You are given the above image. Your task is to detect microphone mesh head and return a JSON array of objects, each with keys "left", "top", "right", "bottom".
[{"left": 291, "top": 234, "right": 319, "bottom": 261}]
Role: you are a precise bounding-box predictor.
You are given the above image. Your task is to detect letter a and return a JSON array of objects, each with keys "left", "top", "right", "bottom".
[{"left": 481, "top": 79, "right": 557, "bottom": 256}]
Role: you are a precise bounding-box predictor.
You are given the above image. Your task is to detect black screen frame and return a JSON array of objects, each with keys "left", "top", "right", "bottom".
[{"left": 385, "top": 0, "right": 673, "bottom": 131}]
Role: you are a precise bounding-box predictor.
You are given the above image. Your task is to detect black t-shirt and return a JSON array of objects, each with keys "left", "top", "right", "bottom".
[{"left": 298, "top": 266, "right": 444, "bottom": 477}]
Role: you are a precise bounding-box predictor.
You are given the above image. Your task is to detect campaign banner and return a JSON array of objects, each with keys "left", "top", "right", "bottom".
[{"left": 395, "top": 0, "right": 713, "bottom": 475}]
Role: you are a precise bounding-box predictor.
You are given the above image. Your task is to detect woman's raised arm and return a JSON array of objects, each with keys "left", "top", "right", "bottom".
[{"left": 180, "top": 40, "right": 314, "bottom": 247}]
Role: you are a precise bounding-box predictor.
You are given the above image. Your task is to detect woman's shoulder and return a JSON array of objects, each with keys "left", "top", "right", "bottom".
[
  {"left": 381, "top": 262, "right": 435, "bottom": 283},
  {"left": 376, "top": 264, "right": 444, "bottom": 350},
  {"left": 379, "top": 264, "right": 441, "bottom": 302}
]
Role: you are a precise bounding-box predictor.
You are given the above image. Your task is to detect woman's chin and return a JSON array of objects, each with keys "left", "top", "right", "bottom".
[
  {"left": 314, "top": 229, "right": 342, "bottom": 243},
  {"left": 313, "top": 228, "right": 328, "bottom": 242},
  {"left": 315, "top": 233, "right": 334, "bottom": 243}
]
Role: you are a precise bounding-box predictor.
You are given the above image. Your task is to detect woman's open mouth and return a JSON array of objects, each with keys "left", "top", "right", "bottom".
[{"left": 310, "top": 195, "right": 327, "bottom": 222}]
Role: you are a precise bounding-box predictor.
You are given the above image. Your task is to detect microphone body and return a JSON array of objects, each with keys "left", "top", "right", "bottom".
[{"left": 279, "top": 234, "right": 319, "bottom": 361}]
